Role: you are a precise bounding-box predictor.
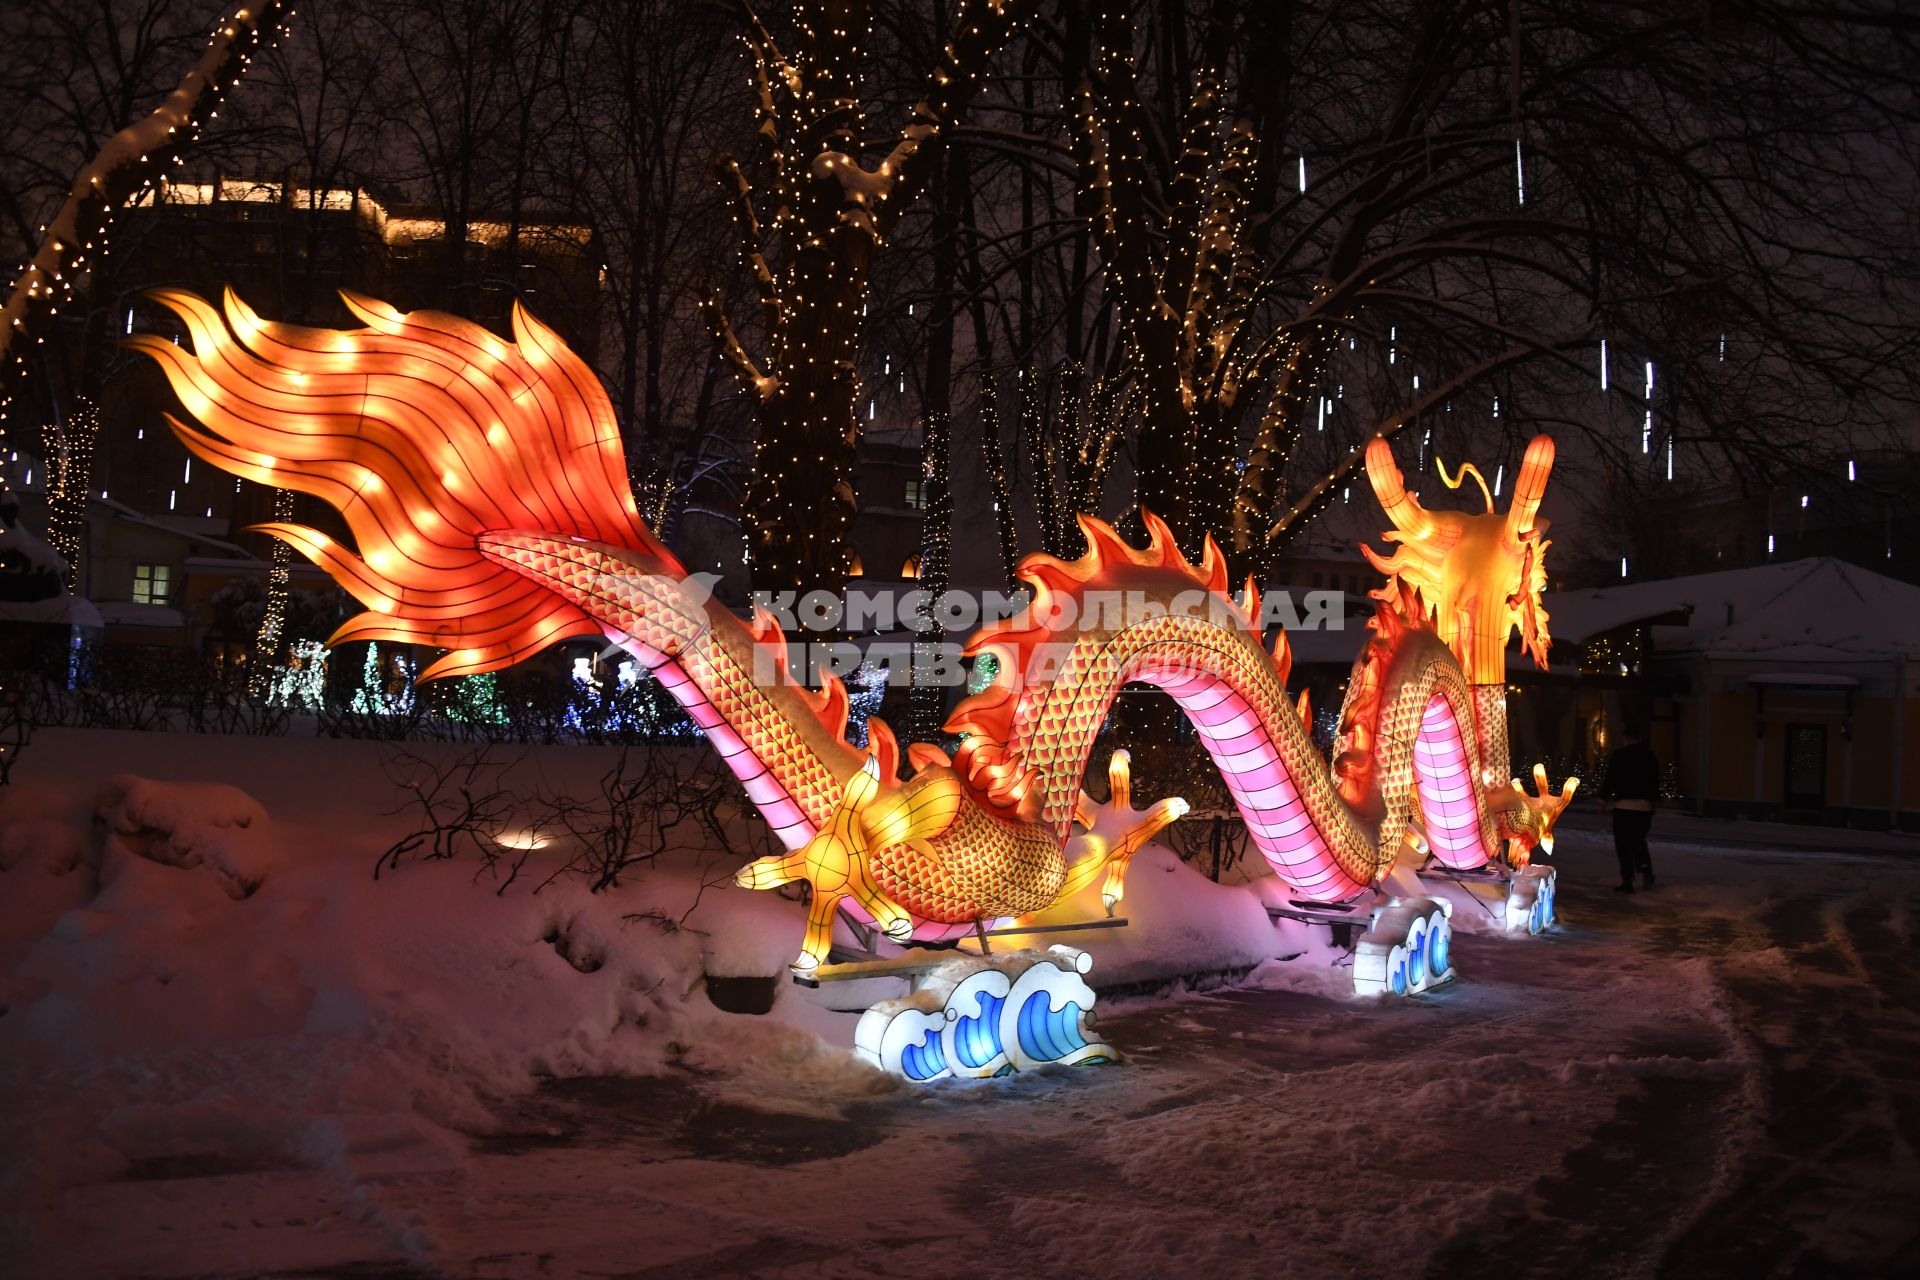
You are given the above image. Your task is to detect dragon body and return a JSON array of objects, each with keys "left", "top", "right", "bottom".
[{"left": 136, "top": 291, "right": 1575, "bottom": 972}]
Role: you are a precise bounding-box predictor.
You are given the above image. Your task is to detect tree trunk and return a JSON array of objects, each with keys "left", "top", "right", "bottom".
[{"left": 739, "top": 237, "right": 868, "bottom": 597}]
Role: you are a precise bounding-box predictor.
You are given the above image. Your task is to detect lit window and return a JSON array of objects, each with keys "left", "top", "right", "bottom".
[
  {"left": 904, "top": 480, "right": 925, "bottom": 509},
  {"left": 132, "top": 563, "right": 171, "bottom": 605}
]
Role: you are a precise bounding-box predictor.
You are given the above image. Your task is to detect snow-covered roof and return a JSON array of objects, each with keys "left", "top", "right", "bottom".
[
  {"left": 95, "top": 601, "right": 186, "bottom": 629},
  {"left": 1545, "top": 558, "right": 1920, "bottom": 664},
  {"left": 0, "top": 594, "right": 103, "bottom": 628},
  {"left": 93, "top": 495, "right": 252, "bottom": 559}
]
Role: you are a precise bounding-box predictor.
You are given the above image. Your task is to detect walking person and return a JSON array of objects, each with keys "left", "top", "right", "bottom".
[{"left": 1603, "top": 726, "right": 1660, "bottom": 893}]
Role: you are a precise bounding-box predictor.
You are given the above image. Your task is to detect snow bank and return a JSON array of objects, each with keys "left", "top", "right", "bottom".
[
  {"left": 93, "top": 773, "right": 274, "bottom": 899},
  {"left": 0, "top": 733, "right": 874, "bottom": 1195},
  {"left": 0, "top": 838, "right": 716, "bottom": 1192},
  {"left": 1018, "top": 846, "right": 1281, "bottom": 987},
  {"left": 0, "top": 727, "right": 1400, "bottom": 1199}
]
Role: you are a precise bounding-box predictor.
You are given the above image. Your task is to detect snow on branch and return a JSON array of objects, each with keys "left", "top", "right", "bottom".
[
  {"left": 734, "top": 2, "right": 801, "bottom": 146},
  {"left": 716, "top": 155, "right": 778, "bottom": 318},
  {"left": 844, "top": 0, "right": 1034, "bottom": 240},
  {"left": 701, "top": 287, "right": 776, "bottom": 401}
]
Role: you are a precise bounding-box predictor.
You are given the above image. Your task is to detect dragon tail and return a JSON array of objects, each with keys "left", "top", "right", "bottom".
[{"left": 129, "top": 288, "right": 680, "bottom": 680}]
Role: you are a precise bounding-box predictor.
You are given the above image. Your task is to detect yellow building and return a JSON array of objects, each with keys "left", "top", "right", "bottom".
[{"left": 1544, "top": 558, "right": 1920, "bottom": 828}]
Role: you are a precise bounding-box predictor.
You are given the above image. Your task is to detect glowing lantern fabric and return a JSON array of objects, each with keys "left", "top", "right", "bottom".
[
  {"left": 855, "top": 947, "right": 1113, "bottom": 1080},
  {"left": 1363, "top": 435, "right": 1555, "bottom": 685},
  {"left": 1414, "top": 693, "right": 1494, "bottom": 869},
  {"left": 130, "top": 288, "right": 672, "bottom": 681}
]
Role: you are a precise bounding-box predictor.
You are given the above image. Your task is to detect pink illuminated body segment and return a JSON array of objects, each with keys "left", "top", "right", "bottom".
[
  {"left": 1151, "top": 668, "right": 1351, "bottom": 899},
  {"left": 1413, "top": 693, "right": 1496, "bottom": 869}
]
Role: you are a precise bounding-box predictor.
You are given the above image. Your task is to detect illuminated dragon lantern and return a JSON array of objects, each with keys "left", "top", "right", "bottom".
[{"left": 134, "top": 290, "right": 1575, "bottom": 973}]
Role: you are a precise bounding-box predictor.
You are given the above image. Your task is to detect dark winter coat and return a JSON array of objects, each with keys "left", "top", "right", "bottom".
[{"left": 1604, "top": 742, "right": 1661, "bottom": 804}]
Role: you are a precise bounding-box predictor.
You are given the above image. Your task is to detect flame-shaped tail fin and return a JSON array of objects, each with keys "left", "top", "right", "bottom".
[{"left": 130, "top": 289, "right": 682, "bottom": 680}]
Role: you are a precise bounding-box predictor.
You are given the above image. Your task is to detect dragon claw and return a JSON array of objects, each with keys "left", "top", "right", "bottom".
[
  {"left": 739, "top": 753, "right": 918, "bottom": 972},
  {"left": 1066, "top": 753, "right": 1189, "bottom": 910},
  {"left": 1503, "top": 762, "right": 1578, "bottom": 869},
  {"left": 736, "top": 852, "right": 801, "bottom": 891}
]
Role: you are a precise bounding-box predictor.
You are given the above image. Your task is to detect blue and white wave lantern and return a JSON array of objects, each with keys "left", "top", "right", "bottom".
[
  {"left": 1352, "top": 896, "right": 1456, "bottom": 997},
  {"left": 1504, "top": 864, "right": 1559, "bottom": 935},
  {"left": 855, "top": 946, "right": 1116, "bottom": 1081}
]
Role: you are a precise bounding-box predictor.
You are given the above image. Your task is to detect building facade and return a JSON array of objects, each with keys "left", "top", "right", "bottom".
[
  {"left": 3, "top": 176, "right": 601, "bottom": 659},
  {"left": 1543, "top": 558, "right": 1920, "bottom": 828}
]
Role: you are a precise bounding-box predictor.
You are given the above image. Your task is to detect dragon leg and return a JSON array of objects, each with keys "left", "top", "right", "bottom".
[
  {"left": 1101, "top": 798, "right": 1188, "bottom": 913},
  {"left": 1057, "top": 830, "right": 1111, "bottom": 900},
  {"left": 739, "top": 761, "right": 915, "bottom": 972},
  {"left": 797, "top": 881, "right": 847, "bottom": 974},
  {"left": 1067, "top": 751, "right": 1190, "bottom": 915},
  {"left": 842, "top": 845, "right": 916, "bottom": 943},
  {"left": 737, "top": 850, "right": 809, "bottom": 891}
]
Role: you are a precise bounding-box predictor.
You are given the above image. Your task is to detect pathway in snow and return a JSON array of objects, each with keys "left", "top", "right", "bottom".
[{"left": 11, "top": 831, "right": 1920, "bottom": 1278}]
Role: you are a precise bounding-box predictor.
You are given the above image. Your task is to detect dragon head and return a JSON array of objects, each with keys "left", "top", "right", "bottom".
[{"left": 1362, "top": 434, "right": 1556, "bottom": 685}]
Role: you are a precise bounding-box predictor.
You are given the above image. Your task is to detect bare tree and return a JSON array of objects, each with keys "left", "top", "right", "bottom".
[
  {"left": 226, "top": 0, "right": 392, "bottom": 321},
  {"left": 533, "top": 745, "right": 738, "bottom": 892},
  {"left": 374, "top": 744, "right": 521, "bottom": 877},
  {"left": 0, "top": 0, "right": 291, "bottom": 584},
  {"left": 1055, "top": 0, "right": 1919, "bottom": 571},
  {"left": 0, "top": 674, "right": 37, "bottom": 785},
  {"left": 547, "top": 0, "right": 740, "bottom": 531},
  {"left": 362, "top": 0, "right": 569, "bottom": 312}
]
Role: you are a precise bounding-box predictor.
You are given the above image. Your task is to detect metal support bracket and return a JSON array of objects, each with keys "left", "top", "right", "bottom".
[
  {"left": 795, "top": 912, "right": 1132, "bottom": 985},
  {"left": 1267, "top": 900, "right": 1366, "bottom": 949},
  {"left": 1414, "top": 863, "right": 1510, "bottom": 884}
]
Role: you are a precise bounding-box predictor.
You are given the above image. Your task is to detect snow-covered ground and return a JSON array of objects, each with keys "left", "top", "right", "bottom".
[{"left": 2, "top": 728, "right": 1917, "bottom": 1277}]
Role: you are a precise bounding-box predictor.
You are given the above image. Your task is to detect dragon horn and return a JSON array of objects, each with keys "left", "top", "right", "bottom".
[
  {"left": 1505, "top": 434, "right": 1556, "bottom": 539},
  {"left": 1365, "top": 436, "right": 1437, "bottom": 542}
]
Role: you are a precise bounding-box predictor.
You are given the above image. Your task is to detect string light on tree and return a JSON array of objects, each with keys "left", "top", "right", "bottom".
[
  {"left": 703, "top": 0, "right": 1030, "bottom": 598},
  {"left": 250, "top": 486, "right": 296, "bottom": 697},
  {"left": 979, "top": 384, "right": 1020, "bottom": 588},
  {"left": 908, "top": 411, "right": 953, "bottom": 745},
  {"left": 0, "top": 4, "right": 292, "bottom": 452},
  {"left": 37, "top": 398, "right": 100, "bottom": 582}
]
